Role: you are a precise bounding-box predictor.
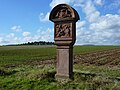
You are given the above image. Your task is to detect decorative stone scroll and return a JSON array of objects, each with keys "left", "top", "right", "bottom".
[{"left": 49, "top": 4, "right": 80, "bottom": 81}]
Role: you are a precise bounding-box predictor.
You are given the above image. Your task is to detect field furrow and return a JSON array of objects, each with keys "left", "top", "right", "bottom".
[{"left": 74, "top": 48, "right": 120, "bottom": 67}]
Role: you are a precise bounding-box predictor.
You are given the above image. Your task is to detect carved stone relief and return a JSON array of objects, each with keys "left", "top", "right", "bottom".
[
  {"left": 49, "top": 4, "right": 80, "bottom": 80},
  {"left": 55, "top": 8, "right": 72, "bottom": 19},
  {"left": 55, "top": 23, "right": 72, "bottom": 38}
]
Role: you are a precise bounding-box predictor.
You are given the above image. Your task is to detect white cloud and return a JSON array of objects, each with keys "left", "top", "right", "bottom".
[
  {"left": 22, "top": 32, "right": 31, "bottom": 37},
  {"left": 47, "top": 0, "right": 120, "bottom": 45},
  {"left": 0, "top": 33, "right": 21, "bottom": 45},
  {"left": 89, "top": 14, "right": 120, "bottom": 31},
  {"left": 11, "top": 25, "right": 22, "bottom": 32},
  {"left": 81, "top": 1, "right": 100, "bottom": 22},
  {"left": 118, "top": 9, "right": 120, "bottom": 14},
  {"left": 6, "top": 33, "right": 15, "bottom": 38},
  {"left": 88, "top": 14, "right": 120, "bottom": 45},
  {"left": 0, "top": 37, "right": 3, "bottom": 43},
  {"left": 22, "top": 37, "right": 33, "bottom": 42},
  {"left": 36, "top": 28, "right": 54, "bottom": 42},
  {"left": 76, "top": 13, "right": 120, "bottom": 45},
  {"left": 40, "top": 0, "right": 74, "bottom": 22},
  {"left": 94, "top": 0, "right": 104, "bottom": 5},
  {"left": 104, "top": 0, "right": 120, "bottom": 11},
  {"left": 0, "top": 27, "right": 54, "bottom": 45},
  {"left": 111, "top": 0, "right": 120, "bottom": 9},
  {"left": 39, "top": 12, "right": 50, "bottom": 22},
  {"left": 1, "top": 0, "right": 120, "bottom": 45},
  {"left": 50, "top": 0, "right": 72, "bottom": 9},
  {"left": 72, "top": 0, "right": 120, "bottom": 45},
  {"left": 67, "top": 0, "right": 100, "bottom": 22},
  {"left": 76, "top": 21, "right": 86, "bottom": 29},
  {"left": 2, "top": 33, "right": 16, "bottom": 45}
]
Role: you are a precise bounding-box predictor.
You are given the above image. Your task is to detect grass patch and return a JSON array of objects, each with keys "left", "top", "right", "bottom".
[
  {"left": 0, "top": 45, "right": 120, "bottom": 65},
  {"left": 74, "top": 45, "right": 120, "bottom": 54},
  {"left": 0, "top": 45, "right": 120, "bottom": 89},
  {"left": 0, "top": 46, "right": 56, "bottom": 65},
  {"left": 74, "top": 64, "right": 120, "bottom": 79},
  {"left": 0, "top": 64, "right": 120, "bottom": 90}
]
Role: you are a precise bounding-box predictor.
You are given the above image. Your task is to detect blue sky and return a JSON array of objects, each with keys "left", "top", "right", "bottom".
[{"left": 0, "top": 0, "right": 120, "bottom": 45}]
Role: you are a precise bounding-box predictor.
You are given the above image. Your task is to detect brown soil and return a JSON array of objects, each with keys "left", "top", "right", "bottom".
[{"left": 2, "top": 48, "right": 120, "bottom": 68}]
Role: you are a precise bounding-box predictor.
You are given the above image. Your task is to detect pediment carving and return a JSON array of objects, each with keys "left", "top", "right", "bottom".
[
  {"left": 49, "top": 4, "right": 79, "bottom": 22},
  {"left": 55, "top": 7, "right": 72, "bottom": 19}
]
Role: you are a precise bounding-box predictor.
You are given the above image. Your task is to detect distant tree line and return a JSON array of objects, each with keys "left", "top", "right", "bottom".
[
  {"left": 6, "top": 41, "right": 54, "bottom": 46},
  {"left": 20, "top": 41, "right": 54, "bottom": 45}
]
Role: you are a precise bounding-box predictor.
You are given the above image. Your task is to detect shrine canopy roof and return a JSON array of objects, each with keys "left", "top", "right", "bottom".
[{"left": 49, "top": 4, "right": 80, "bottom": 22}]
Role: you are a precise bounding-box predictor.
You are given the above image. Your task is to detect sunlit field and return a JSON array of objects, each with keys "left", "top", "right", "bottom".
[{"left": 0, "top": 45, "right": 120, "bottom": 90}]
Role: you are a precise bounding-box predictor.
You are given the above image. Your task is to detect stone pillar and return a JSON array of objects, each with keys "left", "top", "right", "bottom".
[
  {"left": 49, "top": 4, "right": 80, "bottom": 80},
  {"left": 56, "top": 46, "right": 73, "bottom": 79}
]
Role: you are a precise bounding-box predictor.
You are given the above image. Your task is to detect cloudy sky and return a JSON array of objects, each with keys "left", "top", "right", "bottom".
[{"left": 0, "top": 0, "right": 120, "bottom": 45}]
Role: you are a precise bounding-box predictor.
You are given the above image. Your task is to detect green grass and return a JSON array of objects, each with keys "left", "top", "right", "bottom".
[
  {"left": 74, "top": 45, "right": 120, "bottom": 54},
  {"left": 0, "top": 45, "right": 120, "bottom": 90},
  {"left": 0, "top": 46, "right": 56, "bottom": 65},
  {"left": 0, "top": 45, "right": 120, "bottom": 65},
  {"left": 0, "top": 64, "right": 120, "bottom": 90},
  {"left": 74, "top": 64, "right": 120, "bottom": 78}
]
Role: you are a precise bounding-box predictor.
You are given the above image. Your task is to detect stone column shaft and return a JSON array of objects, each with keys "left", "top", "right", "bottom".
[{"left": 55, "top": 46, "right": 73, "bottom": 79}]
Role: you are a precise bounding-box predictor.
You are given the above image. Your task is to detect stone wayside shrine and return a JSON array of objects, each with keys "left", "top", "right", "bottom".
[{"left": 49, "top": 4, "right": 79, "bottom": 81}]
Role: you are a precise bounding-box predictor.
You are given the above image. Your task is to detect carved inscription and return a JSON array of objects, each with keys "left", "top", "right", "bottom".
[
  {"left": 55, "top": 23, "right": 71, "bottom": 38},
  {"left": 55, "top": 8, "right": 72, "bottom": 19}
]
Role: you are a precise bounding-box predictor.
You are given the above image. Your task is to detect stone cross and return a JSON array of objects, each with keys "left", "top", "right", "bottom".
[{"left": 49, "top": 4, "right": 79, "bottom": 80}]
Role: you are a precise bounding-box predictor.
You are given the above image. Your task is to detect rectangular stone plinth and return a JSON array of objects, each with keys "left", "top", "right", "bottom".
[{"left": 55, "top": 46, "right": 73, "bottom": 79}]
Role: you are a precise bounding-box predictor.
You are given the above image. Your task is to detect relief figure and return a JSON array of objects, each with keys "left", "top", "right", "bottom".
[
  {"left": 55, "top": 24, "right": 71, "bottom": 38},
  {"left": 55, "top": 8, "right": 72, "bottom": 19}
]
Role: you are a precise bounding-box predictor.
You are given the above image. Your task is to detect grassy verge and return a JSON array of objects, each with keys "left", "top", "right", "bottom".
[
  {"left": 0, "top": 64, "right": 120, "bottom": 90},
  {"left": 0, "top": 45, "right": 120, "bottom": 90}
]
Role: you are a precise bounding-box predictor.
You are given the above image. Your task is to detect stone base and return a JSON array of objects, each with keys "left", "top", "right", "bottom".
[{"left": 55, "top": 74, "right": 73, "bottom": 83}]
